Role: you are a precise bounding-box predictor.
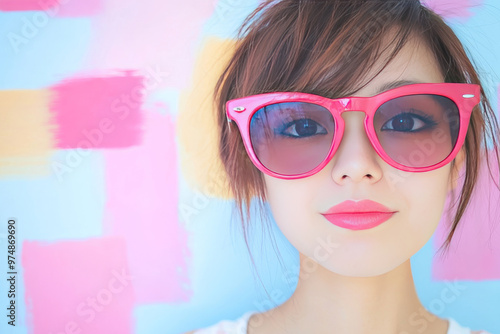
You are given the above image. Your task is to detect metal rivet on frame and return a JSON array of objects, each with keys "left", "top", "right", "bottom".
[
  {"left": 233, "top": 106, "right": 246, "bottom": 112},
  {"left": 462, "top": 94, "right": 475, "bottom": 98}
]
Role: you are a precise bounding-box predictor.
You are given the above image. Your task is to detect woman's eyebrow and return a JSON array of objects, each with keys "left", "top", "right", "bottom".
[{"left": 375, "top": 80, "right": 423, "bottom": 94}]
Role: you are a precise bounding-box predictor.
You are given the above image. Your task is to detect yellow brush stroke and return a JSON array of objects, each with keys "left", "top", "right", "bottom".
[
  {"left": 0, "top": 90, "right": 56, "bottom": 176},
  {"left": 178, "top": 37, "right": 236, "bottom": 198}
]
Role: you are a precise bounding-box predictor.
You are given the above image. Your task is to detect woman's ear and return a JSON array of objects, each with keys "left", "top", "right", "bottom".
[{"left": 448, "top": 148, "right": 466, "bottom": 192}]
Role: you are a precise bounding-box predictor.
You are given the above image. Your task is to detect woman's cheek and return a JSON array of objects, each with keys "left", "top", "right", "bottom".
[
  {"left": 389, "top": 170, "right": 450, "bottom": 259},
  {"left": 404, "top": 169, "right": 450, "bottom": 232}
]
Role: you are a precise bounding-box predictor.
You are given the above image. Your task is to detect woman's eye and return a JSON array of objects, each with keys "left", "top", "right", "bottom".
[
  {"left": 280, "top": 119, "right": 328, "bottom": 138},
  {"left": 381, "top": 113, "right": 436, "bottom": 132}
]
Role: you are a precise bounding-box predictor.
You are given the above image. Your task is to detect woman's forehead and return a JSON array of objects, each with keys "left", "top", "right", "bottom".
[{"left": 350, "top": 38, "right": 444, "bottom": 97}]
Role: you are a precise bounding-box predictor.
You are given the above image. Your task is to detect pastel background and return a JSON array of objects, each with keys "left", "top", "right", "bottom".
[{"left": 0, "top": 1, "right": 498, "bottom": 334}]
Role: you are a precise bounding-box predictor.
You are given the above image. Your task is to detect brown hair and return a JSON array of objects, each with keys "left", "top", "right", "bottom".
[{"left": 213, "top": 0, "right": 500, "bottom": 257}]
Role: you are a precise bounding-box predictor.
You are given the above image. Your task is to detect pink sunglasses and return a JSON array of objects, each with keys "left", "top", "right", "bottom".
[{"left": 226, "top": 83, "right": 480, "bottom": 179}]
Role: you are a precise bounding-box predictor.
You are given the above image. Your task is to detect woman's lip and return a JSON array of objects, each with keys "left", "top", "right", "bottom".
[
  {"left": 322, "top": 212, "right": 396, "bottom": 230},
  {"left": 323, "top": 199, "right": 395, "bottom": 214}
]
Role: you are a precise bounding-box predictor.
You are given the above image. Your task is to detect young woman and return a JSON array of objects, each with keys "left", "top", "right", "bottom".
[{"left": 187, "top": 0, "right": 500, "bottom": 333}]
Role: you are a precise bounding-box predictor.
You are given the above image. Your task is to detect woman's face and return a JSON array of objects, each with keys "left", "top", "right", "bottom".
[{"left": 263, "top": 38, "right": 463, "bottom": 277}]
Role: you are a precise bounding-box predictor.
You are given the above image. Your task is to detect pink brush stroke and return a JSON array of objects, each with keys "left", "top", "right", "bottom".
[
  {"left": 22, "top": 238, "right": 135, "bottom": 334},
  {"left": 50, "top": 73, "right": 144, "bottom": 149},
  {"left": 86, "top": 0, "right": 215, "bottom": 90},
  {"left": 0, "top": 0, "right": 102, "bottom": 17},
  {"left": 103, "top": 110, "right": 191, "bottom": 303},
  {"left": 421, "top": 0, "right": 483, "bottom": 20},
  {"left": 433, "top": 149, "right": 500, "bottom": 280}
]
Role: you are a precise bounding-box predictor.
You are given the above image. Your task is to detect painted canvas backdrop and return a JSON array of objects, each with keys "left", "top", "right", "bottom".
[{"left": 0, "top": 0, "right": 498, "bottom": 333}]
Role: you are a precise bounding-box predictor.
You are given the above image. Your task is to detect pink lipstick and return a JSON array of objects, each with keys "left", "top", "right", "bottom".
[{"left": 321, "top": 200, "right": 397, "bottom": 230}]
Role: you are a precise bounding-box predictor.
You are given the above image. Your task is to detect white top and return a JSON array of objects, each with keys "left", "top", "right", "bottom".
[{"left": 192, "top": 311, "right": 493, "bottom": 334}]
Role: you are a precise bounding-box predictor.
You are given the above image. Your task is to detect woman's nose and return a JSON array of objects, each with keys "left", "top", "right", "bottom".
[{"left": 329, "top": 111, "right": 383, "bottom": 185}]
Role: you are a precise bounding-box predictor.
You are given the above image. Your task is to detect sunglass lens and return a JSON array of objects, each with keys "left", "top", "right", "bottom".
[
  {"left": 249, "top": 102, "right": 335, "bottom": 175},
  {"left": 374, "top": 94, "right": 460, "bottom": 168}
]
